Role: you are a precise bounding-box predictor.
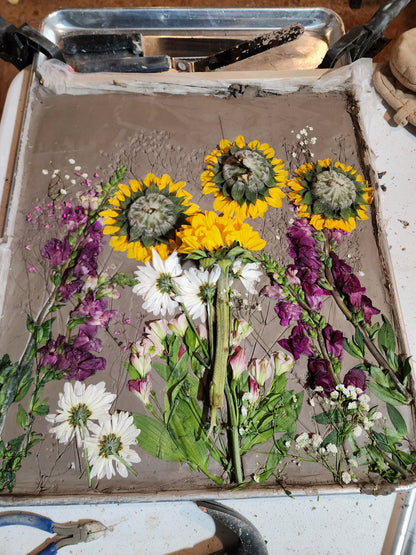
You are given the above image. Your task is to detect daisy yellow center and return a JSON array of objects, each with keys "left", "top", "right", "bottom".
[
  {"left": 222, "top": 150, "right": 270, "bottom": 194},
  {"left": 69, "top": 403, "right": 92, "bottom": 428},
  {"left": 99, "top": 433, "right": 122, "bottom": 458},
  {"left": 128, "top": 192, "right": 177, "bottom": 241},
  {"left": 311, "top": 169, "right": 356, "bottom": 211},
  {"left": 157, "top": 273, "right": 174, "bottom": 293}
]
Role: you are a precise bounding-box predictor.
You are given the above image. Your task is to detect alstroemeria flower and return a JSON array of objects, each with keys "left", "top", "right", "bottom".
[
  {"left": 128, "top": 375, "right": 153, "bottom": 406},
  {"left": 230, "top": 346, "right": 247, "bottom": 381},
  {"left": 248, "top": 357, "right": 273, "bottom": 387}
]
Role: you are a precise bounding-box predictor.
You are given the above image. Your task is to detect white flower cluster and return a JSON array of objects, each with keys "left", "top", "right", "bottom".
[
  {"left": 291, "top": 125, "right": 317, "bottom": 159},
  {"left": 327, "top": 384, "right": 371, "bottom": 412}
]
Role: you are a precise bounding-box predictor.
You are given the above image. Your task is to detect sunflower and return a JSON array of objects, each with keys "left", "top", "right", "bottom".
[
  {"left": 177, "top": 211, "right": 266, "bottom": 256},
  {"left": 201, "top": 135, "right": 287, "bottom": 219},
  {"left": 99, "top": 173, "right": 199, "bottom": 262},
  {"left": 288, "top": 159, "right": 373, "bottom": 233}
]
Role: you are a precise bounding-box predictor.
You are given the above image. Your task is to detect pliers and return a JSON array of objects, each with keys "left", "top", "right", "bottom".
[
  {"left": 0, "top": 511, "right": 106, "bottom": 554},
  {"left": 319, "top": 0, "right": 413, "bottom": 68}
]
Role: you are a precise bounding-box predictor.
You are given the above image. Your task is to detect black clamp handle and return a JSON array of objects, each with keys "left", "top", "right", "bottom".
[
  {"left": 0, "top": 15, "right": 64, "bottom": 70},
  {"left": 319, "top": 0, "right": 412, "bottom": 69}
]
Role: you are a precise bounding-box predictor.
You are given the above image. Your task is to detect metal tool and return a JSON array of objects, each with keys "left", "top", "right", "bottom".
[
  {"left": 319, "top": 0, "right": 412, "bottom": 68},
  {"left": 0, "top": 14, "right": 304, "bottom": 74},
  {"left": 0, "top": 511, "right": 106, "bottom": 554},
  {"left": 196, "top": 500, "right": 269, "bottom": 554},
  {"left": 0, "top": 15, "right": 64, "bottom": 70}
]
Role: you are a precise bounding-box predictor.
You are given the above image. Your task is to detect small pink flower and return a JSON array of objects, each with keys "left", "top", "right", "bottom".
[
  {"left": 230, "top": 346, "right": 247, "bottom": 381},
  {"left": 273, "top": 351, "right": 294, "bottom": 376},
  {"left": 168, "top": 314, "right": 188, "bottom": 337},
  {"left": 243, "top": 377, "right": 260, "bottom": 404},
  {"left": 128, "top": 375, "right": 152, "bottom": 406},
  {"left": 26, "top": 214, "right": 33, "bottom": 222},
  {"left": 248, "top": 357, "right": 273, "bottom": 387},
  {"left": 27, "top": 266, "right": 36, "bottom": 273},
  {"left": 130, "top": 348, "right": 152, "bottom": 377},
  {"left": 25, "top": 245, "right": 31, "bottom": 250}
]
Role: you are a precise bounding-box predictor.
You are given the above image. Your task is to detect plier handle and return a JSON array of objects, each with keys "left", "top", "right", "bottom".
[
  {"left": 319, "top": 0, "right": 413, "bottom": 68},
  {"left": 0, "top": 511, "right": 106, "bottom": 554},
  {"left": 0, "top": 15, "right": 64, "bottom": 70}
]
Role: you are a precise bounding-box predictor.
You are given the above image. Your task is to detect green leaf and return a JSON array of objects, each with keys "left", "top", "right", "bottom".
[
  {"left": 152, "top": 362, "right": 169, "bottom": 381},
  {"left": 322, "top": 429, "right": 339, "bottom": 447},
  {"left": 367, "top": 382, "right": 410, "bottom": 406},
  {"left": 168, "top": 398, "right": 209, "bottom": 470},
  {"left": 387, "top": 404, "right": 407, "bottom": 437},
  {"left": 32, "top": 403, "right": 49, "bottom": 416},
  {"left": 14, "top": 378, "right": 33, "bottom": 403},
  {"left": 122, "top": 362, "right": 140, "bottom": 381},
  {"left": 401, "top": 357, "right": 413, "bottom": 380},
  {"left": 134, "top": 414, "right": 186, "bottom": 462},
  {"left": 16, "top": 405, "right": 28, "bottom": 428},
  {"left": 343, "top": 338, "right": 364, "bottom": 359},
  {"left": 26, "top": 315, "right": 35, "bottom": 334},
  {"left": 378, "top": 316, "right": 396, "bottom": 353},
  {"left": 313, "top": 409, "right": 343, "bottom": 425},
  {"left": 369, "top": 365, "right": 390, "bottom": 388}
]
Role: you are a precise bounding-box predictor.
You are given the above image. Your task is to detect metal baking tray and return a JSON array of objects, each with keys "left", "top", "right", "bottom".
[
  {"left": 0, "top": 10, "right": 415, "bottom": 507},
  {"left": 40, "top": 8, "right": 345, "bottom": 71}
]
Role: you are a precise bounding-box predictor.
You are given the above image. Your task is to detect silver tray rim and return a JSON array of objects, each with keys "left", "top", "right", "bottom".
[{"left": 40, "top": 7, "right": 344, "bottom": 46}]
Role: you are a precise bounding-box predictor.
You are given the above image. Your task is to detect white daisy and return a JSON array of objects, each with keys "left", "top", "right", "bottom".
[
  {"left": 231, "top": 260, "right": 262, "bottom": 294},
  {"left": 174, "top": 265, "right": 220, "bottom": 322},
  {"left": 84, "top": 412, "right": 141, "bottom": 480},
  {"left": 133, "top": 250, "right": 182, "bottom": 317},
  {"left": 46, "top": 381, "right": 116, "bottom": 446}
]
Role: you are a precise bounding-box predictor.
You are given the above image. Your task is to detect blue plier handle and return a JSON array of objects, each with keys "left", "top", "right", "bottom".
[{"left": 0, "top": 511, "right": 106, "bottom": 554}]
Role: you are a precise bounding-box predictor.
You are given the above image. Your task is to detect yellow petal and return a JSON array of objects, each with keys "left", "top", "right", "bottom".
[
  {"left": 99, "top": 208, "right": 119, "bottom": 218},
  {"left": 118, "top": 183, "right": 131, "bottom": 197},
  {"left": 103, "top": 226, "right": 121, "bottom": 235}
]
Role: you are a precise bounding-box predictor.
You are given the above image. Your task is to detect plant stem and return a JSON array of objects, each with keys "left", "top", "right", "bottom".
[
  {"left": 225, "top": 381, "right": 243, "bottom": 484},
  {"left": 322, "top": 232, "right": 411, "bottom": 403},
  {"left": 208, "top": 267, "right": 230, "bottom": 435},
  {"left": 114, "top": 453, "right": 138, "bottom": 477},
  {"left": 81, "top": 425, "right": 92, "bottom": 488},
  {"left": 324, "top": 265, "right": 411, "bottom": 402}
]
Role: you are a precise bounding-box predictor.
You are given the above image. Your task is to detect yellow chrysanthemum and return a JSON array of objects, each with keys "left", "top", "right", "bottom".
[
  {"left": 287, "top": 159, "right": 373, "bottom": 233},
  {"left": 99, "top": 173, "right": 199, "bottom": 262},
  {"left": 201, "top": 135, "right": 287, "bottom": 219},
  {"left": 177, "top": 211, "right": 266, "bottom": 255}
]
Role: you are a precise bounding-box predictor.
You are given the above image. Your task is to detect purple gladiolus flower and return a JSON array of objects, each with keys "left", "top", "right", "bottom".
[
  {"left": 72, "top": 324, "right": 103, "bottom": 353},
  {"left": 58, "top": 279, "right": 84, "bottom": 302},
  {"left": 323, "top": 324, "right": 344, "bottom": 360},
  {"left": 344, "top": 368, "right": 367, "bottom": 391},
  {"left": 303, "top": 282, "right": 327, "bottom": 310},
  {"left": 41, "top": 237, "right": 71, "bottom": 267},
  {"left": 330, "top": 253, "right": 366, "bottom": 308},
  {"left": 361, "top": 295, "right": 380, "bottom": 325},
  {"left": 307, "top": 358, "right": 335, "bottom": 397},
  {"left": 262, "top": 283, "right": 285, "bottom": 300},
  {"left": 275, "top": 301, "right": 302, "bottom": 326},
  {"left": 279, "top": 323, "right": 314, "bottom": 361},
  {"left": 63, "top": 350, "right": 106, "bottom": 381},
  {"left": 38, "top": 335, "right": 66, "bottom": 368},
  {"left": 61, "top": 203, "right": 88, "bottom": 232}
]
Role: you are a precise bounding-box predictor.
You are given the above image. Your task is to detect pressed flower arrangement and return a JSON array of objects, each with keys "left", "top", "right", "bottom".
[{"left": 0, "top": 128, "right": 415, "bottom": 495}]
